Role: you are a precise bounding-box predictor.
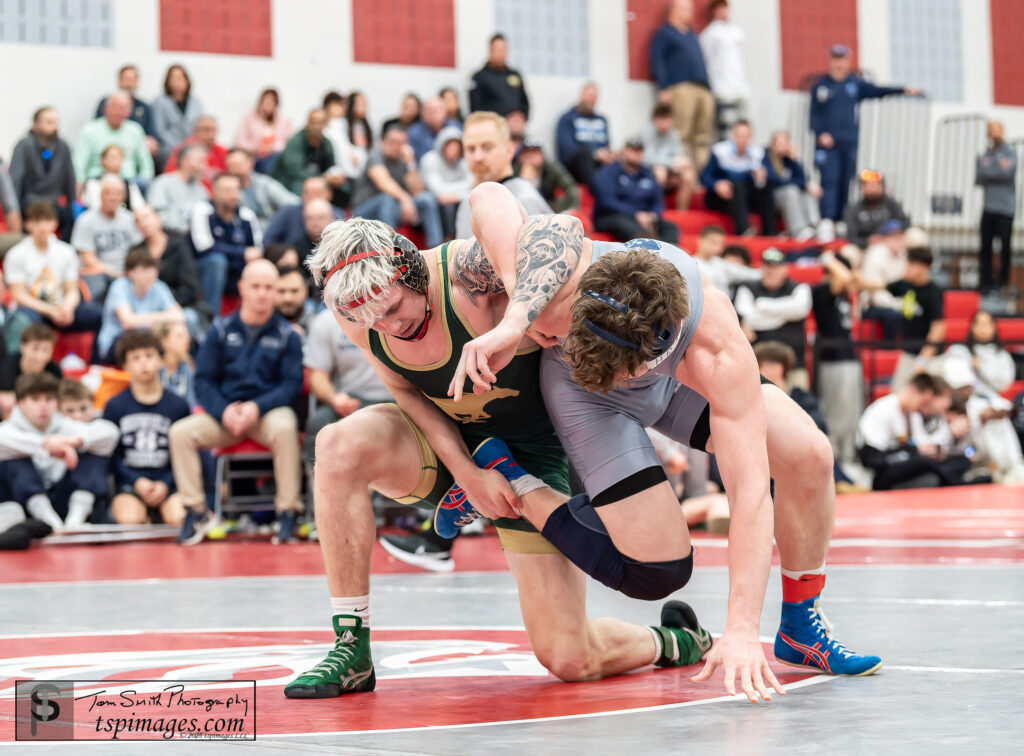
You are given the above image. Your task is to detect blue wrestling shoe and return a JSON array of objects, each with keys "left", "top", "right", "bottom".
[
  {"left": 774, "top": 597, "right": 883, "bottom": 676},
  {"left": 434, "top": 438, "right": 525, "bottom": 539}
]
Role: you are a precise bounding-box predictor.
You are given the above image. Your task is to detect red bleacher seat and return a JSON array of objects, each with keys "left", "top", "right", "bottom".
[
  {"left": 1002, "top": 379, "right": 1024, "bottom": 401},
  {"left": 996, "top": 318, "right": 1024, "bottom": 347},
  {"left": 214, "top": 439, "right": 270, "bottom": 457},
  {"left": 664, "top": 208, "right": 734, "bottom": 235},
  {"left": 788, "top": 265, "right": 825, "bottom": 285},
  {"left": 943, "top": 319, "right": 970, "bottom": 343},
  {"left": 220, "top": 295, "right": 240, "bottom": 316},
  {"left": 578, "top": 185, "right": 594, "bottom": 217},
  {"left": 861, "top": 348, "right": 902, "bottom": 384},
  {"left": 566, "top": 207, "right": 593, "bottom": 234},
  {"left": 53, "top": 331, "right": 95, "bottom": 365},
  {"left": 854, "top": 318, "right": 881, "bottom": 342},
  {"left": 944, "top": 290, "right": 980, "bottom": 321},
  {"left": 394, "top": 226, "right": 425, "bottom": 249}
]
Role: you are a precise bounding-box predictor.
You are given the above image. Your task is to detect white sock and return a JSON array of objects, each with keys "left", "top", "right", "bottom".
[
  {"left": 27, "top": 495, "right": 64, "bottom": 530},
  {"left": 781, "top": 563, "right": 826, "bottom": 580},
  {"left": 65, "top": 491, "right": 95, "bottom": 528},
  {"left": 647, "top": 626, "right": 664, "bottom": 665},
  {"left": 330, "top": 595, "right": 369, "bottom": 624},
  {"left": 0, "top": 501, "right": 26, "bottom": 532},
  {"left": 509, "top": 474, "right": 546, "bottom": 497}
]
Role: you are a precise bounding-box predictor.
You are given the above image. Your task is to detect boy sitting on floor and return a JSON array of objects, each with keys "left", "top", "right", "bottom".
[
  {"left": 103, "top": 331, "right": 190, "bottom": 526},
  {"left": 0, "top": 373, "right": 118, "bottom": 530}
]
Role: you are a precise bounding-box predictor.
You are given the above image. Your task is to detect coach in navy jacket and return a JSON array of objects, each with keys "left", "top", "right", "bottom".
[
  {"left": 810, "top": 44, "right": 918, "bottom": 221},
  {"left": 592, "top": 137, "right": 679, "bottom": 244},
  {"left": 169, "top": 260, "right": 304, "bottom": 522}
]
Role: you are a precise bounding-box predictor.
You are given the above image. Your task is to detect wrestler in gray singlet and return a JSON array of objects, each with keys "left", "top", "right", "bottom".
[{"left": 540, "top": 238, "right": 711, "bottom": 500}]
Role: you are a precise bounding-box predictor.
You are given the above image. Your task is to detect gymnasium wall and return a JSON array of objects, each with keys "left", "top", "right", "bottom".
[{"left": 0, "top": 0, "right": 1023, "bottom": 162}]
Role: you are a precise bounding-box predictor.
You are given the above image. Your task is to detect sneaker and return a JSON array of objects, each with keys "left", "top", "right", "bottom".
[
  {"left": 272, "top": 511, "right": 298, "bottom": 545},
  {"left": 379, "top": 533, "right": 455, "bottom": 573},
  {"left": 653, "top": 600, "right": 713, "bottom": 667},
  {"left": 178, "top": 509, "right": 214, "bottom": 546},
  {"left": 817, "top": 218, "right": 836, "bottom": 242},
  {"left": 284, "top": 615, "right": 375, "bottom": 698},
  {"left": 434, "top": 438, "right": 524, "bottom": 538},
  {"left": 774, "top": 597, "right": 883, "bottom": 676}
]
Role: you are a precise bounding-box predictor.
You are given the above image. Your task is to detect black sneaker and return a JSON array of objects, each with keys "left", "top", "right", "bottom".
[
  {"left": 0, "top": 523, "right": 31, "bottom": 550},
  {"left": 378, "top": 533, "right": 454, "bottom": 573},
  {"left": 178, "top": 509, "right": 213, "bottom": 546},
  {"left": 272, "top": 511, "right": 298, "bottom": 545}
]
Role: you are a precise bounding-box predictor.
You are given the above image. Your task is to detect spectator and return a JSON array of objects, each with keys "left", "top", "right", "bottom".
[
  {"left": 842, "top": 170, "right": 910, "bottom": 250},
  {"left": 73, "top": 92, "right": 154, "bottom": 185},
  {"left": 303, "top": 307, "right": 391, "bottom": 466},
  {"left": 234, "top": 88, "right": 293, "bottom": 174},
  {"left": 857, "top": 373, "right": 954, "bottom": 489},
  {"left": 323, "top": 90, "right": 346, "bottom": 123},
  {"left": 0, "top": 372, "right": 118, "bottom": 530},
  {"left": 907, "top": 380, "right": 973, "bottom": 485},
  {"left": 699, "top": 0, "right": 751, "bottom": 139},
  {"left": 946, "top": 310, "right": 1016, "bottom": 402},
  {"left": 132, "top": 205, "right": 205, "bottom": 329},
  {"left": 764, "top": 130, "right": 821, "bottom": 240},
  {"left": 976, "top": 120, "right": 1017, "bottom": 294},
  {"left": 733, "top": 248, "right": 812, "bottom": 380},
  {"left": 56, "top": 379, "right": 95, "bottom": 424},
  {"left": 71, "top": 175, "right": 144, "bottom": 300},
  {"left": 380, "top": 92, "right": 419, "bottom": 139},
  {"left": 8, "top": 107, "right": 77, "bottom": 238},
  {"left": 190, "top": 173, "right": 263, "bottom": 318},
  {"left": 323, "top": 92, "right": 365, "bottom": 185},
  {"left": 857, "top": 218, "right": 907, "bottom": 337},
  {"left": 272, "top": 109, "right": 340, "bottom": 196},
  {"left": 0, "top": 323, "right": 62, "bottom": 395},
  {"left": 262, "top": 177, "right": 342, "bottom": 247},
  {"left": 4, "top": 201, "right": 102, "bottom": 338},
  {"left": 505, "top": 110, "right": 528, "bottom": 156},
  {"left": 151, "top": 64, "right": 203, "bottom": 165},
  {"left": 349, "top": 125, "right": 443, "bottom": 249},
  {"left": 650, "top": 0, "right": 714, "bottom": 169},
  {"left": 407, "top": 97, "right": 456, "bottom": 161},
  {"left": 170, "top": 260, "right": 303, "bottom": 545},
  {"left": 700, "top": 119, "right": 775, "bottom": 236},
  {"left": 145, "top": 144, "right": 209, "bottom": 233},
  {"left": 456, "top": 112, "right": 551, "bottom": 238},
  {"left": 156, "top": 320, "right": 196, "bottom": 409},
  {"left": 292, "top": 199, "right": 337, "bottom": 280},
  {"left": 555, "top": 82, "right": 612, "bottom": 185},
  {"left": 720, "top": 243, "right": 750, "bottom": 267},
  {"left": 641, "top": 103, "right": 696, "bottom": 210},
  {"left": 0, "top": 158, "right": 21, "bottom": 242},
  {"left": 692, "top": 223, "right": 759, "bottom": 296},
  {"left": 942, "top": 352, "right": 1024, "bottom": 483},
  {"left": 469, "top": 33, "right": 529, "bottom": 118},
  {"left": 811, "top": 45, "right": 919, "bottom": 234},
  {"left": 164, "top": 115, "right": 228, "bottom": 191},
  {"left": 592, "top": 136, "right": 679, "bottom": 243},
  {"left": 346, "top": 91, "right": 374, "bottom": 155},
  {"left": 440, "top": 87, "right": 464, "bottom": 126},
  {"left": 885, "top": 246, "right": 945, "bottom": 391},
  {"left": 420, "top": 126, "right": 473, "bottom": 238},
  {"left": 226, "top": 148, "right": 298, "bottom": 232},
  {"left": 95, "top": 64, "right": 156, "bottom": 153},
  {"left": 811, "top": 251, "right": 863, "bottom": 465},
  {"left": 80, "top": 145, "right": 146, "bottom": 212},
  {"left": 275, "top": 266, "right": 314, "bottom": 339},
  {"left": 104, "top": 331, "right": 191, "bottom": 526},
  {"left": 97, "top": 247, "right": 185, "bottom": 364},
  {"left": 264, "top": 243, "right": 301, "bottom": 270},
  {"left": 515, "top": 137, "right": 578, "bottom": 214}
]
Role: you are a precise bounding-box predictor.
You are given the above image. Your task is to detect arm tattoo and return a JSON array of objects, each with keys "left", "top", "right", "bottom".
[
  {"left": 510, "top": 215, "right": 583, "bottom": 324},
  {"left": 452, "top": 239, "right": 505, "bottom": 303}
]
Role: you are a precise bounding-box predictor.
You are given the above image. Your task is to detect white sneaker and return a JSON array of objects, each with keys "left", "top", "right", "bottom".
[{"left": 816, "top": 219, "right": 835, "bottom": 242}]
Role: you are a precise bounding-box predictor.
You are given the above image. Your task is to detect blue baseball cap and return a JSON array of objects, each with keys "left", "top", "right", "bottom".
[
  {"left": 879, "top": 219, "right": 906, "bottom": 235},
  {"left": 830, "top": 44, "right": 851, "bottom": 57}
]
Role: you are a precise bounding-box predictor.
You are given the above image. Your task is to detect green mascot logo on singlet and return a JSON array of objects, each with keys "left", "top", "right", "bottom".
[{"left": 430, "top": 388, "right": 521, "bottom": 423}]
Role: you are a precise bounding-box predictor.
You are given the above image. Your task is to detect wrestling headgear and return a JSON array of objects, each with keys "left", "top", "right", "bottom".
[{"left": 323, "top": 231, "right": 429, "bottom": 309}]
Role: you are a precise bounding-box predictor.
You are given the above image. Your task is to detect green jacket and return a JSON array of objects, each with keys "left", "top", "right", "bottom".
[
  {"left": 271, "top": 130, "right": 336, "bottom": 195},
  {"left": 515, "top": 158, "right": 579, "bottom": 213}
]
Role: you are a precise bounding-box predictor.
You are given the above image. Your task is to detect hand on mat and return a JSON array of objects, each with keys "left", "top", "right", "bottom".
[
  {"left": 459, "top": 467, "right": 521, "bottom": 520},
  {"left": 448, "top": 322, "right": 522, "bottom": 401},
  {"left": 692, "top": 629, "right": 785, "bottom": 703}
]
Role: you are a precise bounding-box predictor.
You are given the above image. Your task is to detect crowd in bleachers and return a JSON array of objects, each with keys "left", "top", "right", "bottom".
[{"left": 0, "top": 0, "right": 1020, "bottom": 554}]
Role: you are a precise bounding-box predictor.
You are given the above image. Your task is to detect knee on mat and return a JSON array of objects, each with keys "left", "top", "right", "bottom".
[{"left": 619, "top": 551, "right": 694, "bottom": 602}]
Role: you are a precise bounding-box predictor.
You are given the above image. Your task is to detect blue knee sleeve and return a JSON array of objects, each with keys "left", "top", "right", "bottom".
[{"left": 540, "top": 494, "right": 694, "bottom": 601}]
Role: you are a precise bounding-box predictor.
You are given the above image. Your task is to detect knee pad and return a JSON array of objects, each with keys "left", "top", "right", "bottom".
[{"left": 620, "top": 551, "right": 694, "bottom": 601}]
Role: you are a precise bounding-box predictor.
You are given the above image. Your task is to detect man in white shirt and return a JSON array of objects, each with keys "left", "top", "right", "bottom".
[
  {"left": 692, "top": 223, "right": 759, "bottom": 297},
  {"left": 699, "top": 0, "right": 751, "bottom": 139}
]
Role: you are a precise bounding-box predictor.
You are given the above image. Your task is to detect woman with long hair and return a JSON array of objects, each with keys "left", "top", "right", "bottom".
[
  {"left": 235, "top": 88, "right": 293, "bottom": 173},
  {"left": 151, "top": 64, "right": 203, "bottom": 165}
]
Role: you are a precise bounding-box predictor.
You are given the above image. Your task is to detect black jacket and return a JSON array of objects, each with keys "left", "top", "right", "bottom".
[
  {"left": 8, "top": 132, "right": 77, "bottom": 208},
  {"left": 469, "top": 64, "right": 530, "bottom": 118}
]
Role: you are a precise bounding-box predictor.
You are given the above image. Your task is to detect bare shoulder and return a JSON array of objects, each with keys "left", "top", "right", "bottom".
[
  {"left": 330, "top": 309, "right": 371, "bottom": 350},
  {"left": 449, "top": 237, "right": 506, "bottom": 305},
  {"left": 677, "top": 281, "right": 752, "bottom": 387}
]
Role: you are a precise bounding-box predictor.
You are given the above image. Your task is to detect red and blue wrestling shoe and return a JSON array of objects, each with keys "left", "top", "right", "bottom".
[
  {"left": 434, "top": 438, "right": 525, "bottom": 539},
  {"left": 774, "top": 596, "right": 883, "bottom": 676}
]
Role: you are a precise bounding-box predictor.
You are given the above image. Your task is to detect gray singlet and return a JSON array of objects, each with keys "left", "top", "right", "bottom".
[{"left": 540, "top": 238, "right": 711, "bottom": 498}]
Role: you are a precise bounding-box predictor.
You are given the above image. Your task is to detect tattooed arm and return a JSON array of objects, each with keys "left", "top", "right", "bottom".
[
  {"left": 447, "top": 182, "right": 584, "bottom": 400},
  {"left": 451, "top": 238, "right": 505, "bottom": 305}
]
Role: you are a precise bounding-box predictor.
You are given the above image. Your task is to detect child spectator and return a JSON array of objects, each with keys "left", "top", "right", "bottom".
[
  {"left": 80, "top": 145, "right": 145, "bottom": 212},
  {"left": 156, "top": 320, "right": 196, "bottom": 409},
  {"left": 0, "top": 373, "right": 118, "bottom": 530},
  {"left": 103, "top": 331, "right": 190, "bottom": 526},
  {"left": 0, "top": 324, "right": 62, "bottom": 417},
  {"left": 97, "top": 248, "right": 184, "bottom": 364},
  {"left": 886, "top": 247, "right": 945, "bottom": 390},
  {"left": 4, "top": 201, "right": 103, "bottom": 338},
  {"left": 57, "top": 379, "right": 95, "bottom": 423}
]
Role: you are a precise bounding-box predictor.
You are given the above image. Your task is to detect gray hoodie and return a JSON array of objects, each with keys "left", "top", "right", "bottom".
[
  {"left": 419, "top": 126, "right": 472, "bottom": 201},
  {"left": 0, "top": 408, "right": 119, "bottom": 488},
  {"left": 976, "top": 142, "right": 1018, "bottom": 218}
]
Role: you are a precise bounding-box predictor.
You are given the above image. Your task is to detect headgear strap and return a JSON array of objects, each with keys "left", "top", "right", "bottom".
[{"left": 580, "top": 289, "right": 679, "bottom": 367}]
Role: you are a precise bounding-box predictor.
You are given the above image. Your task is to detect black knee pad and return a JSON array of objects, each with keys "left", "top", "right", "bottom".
[{"left": 620, "top": 551, "right": 694, "bottom": 601}]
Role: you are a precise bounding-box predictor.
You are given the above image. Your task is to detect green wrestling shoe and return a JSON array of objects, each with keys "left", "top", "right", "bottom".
[
  {"left": 652, "top": 600, "right": 713, "bottom": 667},
  {"left": 283, "top": 615, "right": 375, "bottom": 698}
]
